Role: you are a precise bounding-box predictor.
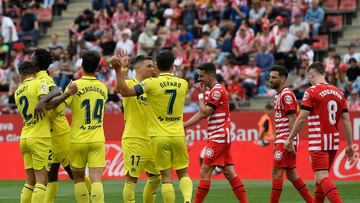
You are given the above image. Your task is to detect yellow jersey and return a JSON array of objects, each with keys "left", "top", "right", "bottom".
[
  {"left": 15, "top": 78, "right": 51, "bottom": 139},
  {"left": 65, "top": 76, "right": 107, "bottom": 143},
  {"left": 134, "top": 73, "right": 188, "bottom": 137},
  {"left": 122, "top": 78, "right": 149, "bottom": 140},
  {"left": 36, "top": 71, "right": 70, "bottom": 136}
]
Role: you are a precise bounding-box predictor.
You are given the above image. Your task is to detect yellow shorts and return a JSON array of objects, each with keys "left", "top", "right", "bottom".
[
  {"left": 51, "top": 132, "right": 70, "bottom": 166},
  {"left": 20, "top": 138, "right": 51, "bottom": 171},
  {"left": 69, "top": 142, "right": 105, "bottom": 170},
  {"left": 122, "top": 138, "right": 159, "bottom": 178},
  {"left": 151, "top": 136, "right": 189, "bottom": 171}
]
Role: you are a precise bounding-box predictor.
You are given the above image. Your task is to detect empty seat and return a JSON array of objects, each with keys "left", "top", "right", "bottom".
[
  {"left": 339, "top": 0, "right": 357, "bottom": 11},
  {"left": 322, "top": 0, "right": 338, "bottom": 10},
  {"left": 326, "top": 15, "right": 343, "bottom": 32}
]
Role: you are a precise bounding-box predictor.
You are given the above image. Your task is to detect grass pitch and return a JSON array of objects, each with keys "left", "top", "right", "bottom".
[{"left": 0, "top": 180, "right": 359, "bottom": 202}]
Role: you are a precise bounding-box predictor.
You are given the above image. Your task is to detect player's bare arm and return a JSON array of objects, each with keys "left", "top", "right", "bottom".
[
  {"left": 111, "top": 51, "right": 137, "bottom": 97},
  {"left": 197, "top": 83, "right": 215, "bottom": 118},
  {"left": 341, "top": 112, "right": 354, "bottom": 160},
  {"left": 45, "top": 81, "right": 78, "bottom": 110},
  {"left": 285, "top": 110, "right": 310, "bottom": 152}
]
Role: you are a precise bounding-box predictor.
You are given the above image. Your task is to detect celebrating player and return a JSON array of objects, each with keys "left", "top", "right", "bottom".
[
  {"left": 286, "top": 62, "right": 354, "bottom": 203},
  {"left": 268, "top": 66, "right": 313, "bottom": 203},
  {"left": 184, "top": 63, "right": 248, "bottom": 203},
  {"left": 120, "top": 55, "right": 161, "bottom": 203},
  {"left": 30, "top": 48, "right": 86, "bottom": 203},
  {"left": 111, "top": 50, "right": 193, "bottom": 203},
  {"left": 46, "top": 51, "right": 107, "bottom": 203},
  {"left": 16, "top": 62, "right": 76, "bottom": 203}
]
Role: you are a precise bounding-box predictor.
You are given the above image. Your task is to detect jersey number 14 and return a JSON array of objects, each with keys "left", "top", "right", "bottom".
[{"left": 81, "top": 99, "right": 104, "bottom": 124}]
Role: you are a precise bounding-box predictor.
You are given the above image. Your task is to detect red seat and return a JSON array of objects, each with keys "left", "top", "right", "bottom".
[
  {"left": 322, "top": 0, "right": 338, "bottom": 10},
  {"left": 312, "top": 35, "right": 329, "bottom": 50},
  {"left": 339, "top": 0, "right": 357, "bottom": 11},
  {"left": 326, "top": 15, "right": 343, "bottom": 32},
  {"left": 37, "top": 8, "right": 53, "bottom": 23}
]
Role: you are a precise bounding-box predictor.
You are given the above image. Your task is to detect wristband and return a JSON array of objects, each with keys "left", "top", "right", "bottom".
[{"left": 198, "top": 93, "right": 204, "bottom": 100}]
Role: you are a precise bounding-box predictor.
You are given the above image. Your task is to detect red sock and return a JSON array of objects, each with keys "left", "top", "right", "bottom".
[
  {"left": 320, "top": 177, "right": 343, "bottom": 203},
  {"left": 229, "top": 176, "right": 248, "bottom": 203},
  {"left": 194, "top": 180, "right": 211, "bottom": 203},
  {"left": 315, "top": 183, "right": 325, "bottom": 203},
  {"left": 270, "top": 179, "right": 283, "bottom": 203},
  {"left": 292, "top": 178, "right": 313, "bottom": 203}
]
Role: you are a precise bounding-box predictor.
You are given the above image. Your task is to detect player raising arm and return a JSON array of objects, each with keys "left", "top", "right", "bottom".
[
  {"left": 111, "top": 50, "right": 193, "bottom": 203},
  {"left": 285, "top": 62, "right": 354, "bottom": 203},
  {"left": 183, "top": 63, "right": 248, "bottom": 203}
]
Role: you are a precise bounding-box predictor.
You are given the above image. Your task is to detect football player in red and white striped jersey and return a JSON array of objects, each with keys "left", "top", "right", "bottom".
[
  {"left": 184, "top": 63, "right": 248, "bottom": 203},
  {"left": 286, "top": 62, "right": 354, "bottom": 203},
  {"left": 269, "top": 66, "right": 313, "bottom": 203}
]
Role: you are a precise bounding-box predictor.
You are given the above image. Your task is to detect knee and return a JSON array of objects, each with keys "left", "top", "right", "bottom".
[
  {"left": 176, "top": 168, "right": 188, "bottom": 179},
  {"left": 272, "top": 170, "right": 283, "bottom": 179},
  {"left": 223, "top": 169, "right": 236, "bottom": 180},
  {"left": 199, "top": 168, "right": 212, "bottom": 180},
  {"left": 285, "top": 171, "right": 298, "bottom": 182}
]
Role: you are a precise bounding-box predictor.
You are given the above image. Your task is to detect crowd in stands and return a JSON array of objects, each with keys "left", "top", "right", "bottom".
[{"left": 1, "top": 0, "right": 360, "bottom": 114}]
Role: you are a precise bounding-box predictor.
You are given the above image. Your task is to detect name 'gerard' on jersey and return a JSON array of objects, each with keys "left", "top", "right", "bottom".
[{"left": 159, "top": 81, "right": 182, "bottom": 88}]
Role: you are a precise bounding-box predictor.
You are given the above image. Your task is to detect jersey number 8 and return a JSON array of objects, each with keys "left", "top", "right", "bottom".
[{"left": 327, "top": 100, "right": 338, "bottom": 125}]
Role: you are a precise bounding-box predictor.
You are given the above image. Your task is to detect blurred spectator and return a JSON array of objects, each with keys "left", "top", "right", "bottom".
[
  {"left": 99, "top": 29, "right": 116, "bottom": 56},
  {"left": 71, "top": 9, "right": 95, "bottom": 41},
  {"left": 67, "top": 34, "right": 79, "bottom": 60},
  {"left": 196, "top": 31, "right": 216, "bottom": 54},
  {"left": 233, "top": 25, "right": 254, "bottom": 65},
  {"left": 163, "top": 0, "right": 182, "bottom": 27},
  {"left": 304, "top": 0, "right": 324, "bottom": 37},
  {"left": 137, "top": 24, "right": 156, "bottom": 56},
  {"left": 114, "top": 21, "right": 131, "bottom": 41},
  {"left": 115, "top": 29, "right": 134, "bottom": 56},
  {"left": 216, "top": 31, "right": 233, "bottom": 65},
  {"left": 129, "top": 3, "right": 146, "bottom": 29},
  {"left": 47, "top": 34, "right": 64, "bottom": 52},
  {"left": 249, "top": 0, "right": 266, "bottom": 34},
  {"left": 181, "top": 0, "right": 197, "bottom": 35},
  {"left": 256, "top": 44, "right": 275, "bottom": 85},
  {"left": 192, "top": 47, "right": 211, "bottom": 68},
  {"left": 242, "top": 56, "right": 261, "bottom": 99},
  {"left": 146, "top": 2, "right": 163, "bottom": 25},
  {"left": 274, "top": 26, "right": 297, "bottom": 71},
  {"left": 184, "top": 94, "right": 199, "bottom": 113},
  {"left": 289, "top": 13, "right": 310, "bottom": 40},
  {"left": 202, "top": 19, "right": 220, "bottom": 40},
  {"left": 328, "top": 66, "right": 349, "bottom": 95},
  {"left": 227, "top": 75, "right": 243, "bottom": 110},
  {"left": 92, "top": 0, "right": 107, "bottom": 11},
  {"left": 255, "top": 23, "right": 275, "bottom": 52},
  {"left": 95, "top": 8, "right": 111, "bottom": 33},
  {"left": 346, "top": 58, "right": 360, "bottom": 83},
  {"left": 18, "top": 6, "right": 39, "bottom": 44},
  {"left": 178, "top": 26, "right": 195, "bottom": 48},
  {"left": 165, "top": 23, "right": 180, "bottom": 49},
  {"left": 0, "top": 36, "right": 9, "bottom": 67},
  {"left": 291, "top": 65, "right": 310, "bottom": 100},
  {"left": 343, "top": 43, "right": 360, "bottom": 65},
  {"left": 323, "top": 46, "right": 336, "bottom": 74},
  {"left": 58, "top": 51, "right": 73, "bottom": 90},
  {"left": 348, "top": 90, "right": 360, "bottom": 111},
  {"left": 0, "top": 14, "right": 18, "bottom": 44},
  {"left": 111, "top": 3, "right": 130, "bottom": 29}
]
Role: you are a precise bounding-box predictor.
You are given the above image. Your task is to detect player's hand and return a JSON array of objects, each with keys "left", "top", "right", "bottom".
[
  {"left": 65, "top": 80, "right": 78, "bottom": 96},
  {"left": 284, "top": 139, "right": 296, "bottom": 156},
  {"left": 345, "top": 145, "right": 354, "bottom": 161},
  {"left": 110, "top": 55, "right": 122, "bottom": 72},
  {"left": 34, "top": 101, "right": 46, "bottom": 120},
  {"left": 195, "top": 82, "right": 206, "bottom": 94}
]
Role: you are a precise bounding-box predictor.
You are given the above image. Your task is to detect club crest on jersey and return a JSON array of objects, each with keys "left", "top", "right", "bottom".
[
  {"left": 212, "top": 91, "right": 221, "bottom": 100},
  {"left": 284, "top": 95, "right": 293, "bottom": 104},
  {"left": 205, "top": 148, "right": 215, "bottom": 158},
  {"left": 303, "top": 92, "right": 309, "bottom": 101},
  {"left": 41, "top": 84, "right": 47, "bottom": 93},
  {"left": 274, "top": 151, "right": 283, "bottom": 161}
]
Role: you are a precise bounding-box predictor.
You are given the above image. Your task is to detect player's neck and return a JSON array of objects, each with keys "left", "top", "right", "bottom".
[
  {"left": 207, "top": 80, "right": 218, "bottom": 89},
  {"left": 313, "top": 77, "right": 327, "bottom": 85},
  {"left": 276, "top": 84, "right": 285, "bottom": 94},
  {"left": 135, "top": 75, "right": 144, "bottom": 82},
  {"left": 21, "top": 74, "right": 35, "bottom": 82},
  {"left": 83, "top": 72, "right": 96, "bottom": 77}
]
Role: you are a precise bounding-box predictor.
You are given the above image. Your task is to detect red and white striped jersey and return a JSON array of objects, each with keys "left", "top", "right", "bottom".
[
  {"left": 204, "top": 83, "right": 231, "bottom": 144},
  {"left": 301, "top": 83, "right": 348, "bottom": 151},
  {"left": 274, "top": 88, "right": 298, "bottom": 146}
]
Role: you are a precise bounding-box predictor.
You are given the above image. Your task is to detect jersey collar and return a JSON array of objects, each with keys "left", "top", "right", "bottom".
[
  {"left": 81, "top": 75, "right": 97, "bottom": 80},
  {"left": 159, "top": 72, "right": 173, "bottom": 77},
  {"left": 35, "top": 70, "right": 48, "bottom": 78},
  {"left": 23, "top": 77, "right": 35, "bottom": 82}
]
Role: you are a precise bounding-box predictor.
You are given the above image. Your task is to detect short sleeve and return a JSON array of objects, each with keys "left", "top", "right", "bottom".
[
  {"left": 301, "top": 88, "right": 314, "bottom": 111},
  {"left": 342, "top": 94, "right": 349, "bottom": 113},
  {"left": 206, "top": 88, "right": 223, "bottom": 109},
  {"left": 282, "top": 93, "right": 297, "bottom": 114},
  {"left": 64, "top": 85, "right": 74, "bottom": 105}
]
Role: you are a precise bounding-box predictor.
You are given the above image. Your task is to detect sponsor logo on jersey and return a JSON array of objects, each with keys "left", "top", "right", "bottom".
[
  {"left": 303, "top": 92, "right": 309, "bottom": 101},
  {"left": 205, "top": 147, "right": 215, "bottom": 158}
]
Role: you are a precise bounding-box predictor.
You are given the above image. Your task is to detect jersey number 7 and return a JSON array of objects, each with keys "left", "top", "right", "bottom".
[{"left": 165, "top": 89, "right": 176, "bottom": 115}]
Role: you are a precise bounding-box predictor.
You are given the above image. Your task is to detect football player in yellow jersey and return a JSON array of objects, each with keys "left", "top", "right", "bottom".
[
  {"left": 121, "top": 55, "right": 161, "bottom": 203},
  {"left": 46, "top": 51, "right": 107, "bottom": 203},
  {"left": 111, "top": 51, "right": 193, "bottom": 203},
  {"left": 30, "top": 48, "right": 81, "bottom": 203},
  {"left": 15, "top": 62, "right": 76, "bottom": 203}
]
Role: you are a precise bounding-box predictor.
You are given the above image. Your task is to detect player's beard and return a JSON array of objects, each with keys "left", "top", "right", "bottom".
[{"left": 270, "top": 82, "right": 279, "bottom": 90}]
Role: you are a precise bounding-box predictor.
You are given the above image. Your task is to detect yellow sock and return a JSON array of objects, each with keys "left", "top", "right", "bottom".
[
  {"left": 123, "top": 181, "right": 136, "bottom": 203},
  {"left": 32, "top": 183, "right": 47, "bottom": 203},
  {"left": 45, "top": 181, "right": 59, "bottom": 203},
  {"left": 143, "top": 175, "right": 161, "bottom": 203},
  {"left": 20, "top": 184, "right": 34, "bottom": 203},
  {"left": 161, "top": 183, "right": 175, "bottom": 203},
  {"left": 91, "top": 182, "right": 104, "bottom": 203},
  {"left": 179, "top": 177, "right": 193, "bottom": 203},
  {"left": 84, "top": 176, "right": 92, "bottom": 195},
  {"left": 74, "top": 182, "right": 89, "bottom": 203}
]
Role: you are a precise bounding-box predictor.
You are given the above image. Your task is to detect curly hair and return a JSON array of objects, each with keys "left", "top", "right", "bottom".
[{"left": 32, "top": 48, "right": 53, "bottom": 71}]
